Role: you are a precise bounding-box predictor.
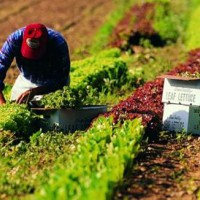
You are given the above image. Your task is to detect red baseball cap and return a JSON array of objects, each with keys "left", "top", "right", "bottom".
[{"left": 21, "top": 23, "right": 48, "bottom": 59}]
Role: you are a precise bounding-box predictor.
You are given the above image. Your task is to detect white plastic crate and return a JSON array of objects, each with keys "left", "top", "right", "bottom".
[{"left": 32, "top": 105, "right": 107, "bottom": 133}]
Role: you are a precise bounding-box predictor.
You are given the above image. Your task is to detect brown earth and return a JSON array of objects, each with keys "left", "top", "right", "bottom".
[
  {"left": 1, "top": 1, "right": 200, "bottom": 200},
  {"left": 113, "top": 133, "right": 200, "bottom": 200}
]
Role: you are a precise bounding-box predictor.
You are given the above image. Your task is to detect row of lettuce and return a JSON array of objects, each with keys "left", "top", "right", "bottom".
[
  {"left": 0, "top": 115, "right": 144, "bottom": 200},
  {"left": 33, "top": 37, "right": 145, "bottom": 200},
  {"left": 40, "top": 48, "right": 143, "bottom": 108},
  {"left": 0, "top": 28, "right": 145, "bottom": 200},
  {"left": 0, "top": 47, "right": 145, "bottom": 199},
  {"left": 0, "top": 47, "right": 143, "bottom": 134},
  {"left": 1, "top": 0, "right": 200, "bottom": 199},
  {"left": 34, "top": 117, "right": 143, "bottom": 200},
  {"left": 36, "top": 1, "right": 200, "bottom": 199}
]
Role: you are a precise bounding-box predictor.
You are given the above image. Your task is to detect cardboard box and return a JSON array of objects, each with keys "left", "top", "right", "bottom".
[
  {"left": 32, "top": 105, "right": 107, "bottom": 133},
  {"left": 161, "top": 75, "right": 200, "bottom": 106},
  {"left": 162, "top": 103, "right": 200, "bottom": 134}
]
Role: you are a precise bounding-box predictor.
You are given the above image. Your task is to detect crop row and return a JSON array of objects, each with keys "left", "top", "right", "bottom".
[
  {"left": 34, "top": 116, "right": 144, "bottom": 200},
  {"left": 42, "top": 1, "right": 200, "bottom": 199},
  {"left": 0, "top": 103, "right": 39, "bottom": 137},
  {"left": 101, "top": 0, "right": 200, "bottom": 137},
  {"left": 1, "top": 0, "right": 200, "bottom": 199},
  {"left": 105, "top": 47, "right": 200, "bottom": 137},
  {"left": 40, "top": 48, "right": 143, "bottom": 108},
  {"left": 0, "top": 48, "right": 145, "bottom": 200}
]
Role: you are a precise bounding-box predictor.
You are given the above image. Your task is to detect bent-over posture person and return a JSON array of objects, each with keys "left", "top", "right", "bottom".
[{"left": 0, "top": 23, "right": 70, "bottom": 105}]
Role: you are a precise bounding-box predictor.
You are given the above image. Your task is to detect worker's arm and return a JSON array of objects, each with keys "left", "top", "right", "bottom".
[
  {"left": 0, "top": 39, "right": 15, "bottom": 98},
  {"left": 0, "top": 29, "right": 22, "bottom": 104}
]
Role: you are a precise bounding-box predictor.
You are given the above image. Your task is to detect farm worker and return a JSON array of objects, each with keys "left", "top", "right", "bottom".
[{"left": 0, "top": 23, "right": 70, "bottom": 105}]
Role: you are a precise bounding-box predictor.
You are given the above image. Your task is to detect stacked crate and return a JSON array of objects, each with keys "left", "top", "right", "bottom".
[{"left": 161, "top": 75, "right": 200, "bottom": 134}]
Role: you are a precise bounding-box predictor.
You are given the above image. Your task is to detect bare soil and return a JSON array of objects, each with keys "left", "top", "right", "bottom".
[
  {"left": 1, "top": 1, "right": 200, "bottom": 200},
  {"left": 113, "top": 133, "right": 200, "bottom": 200}
]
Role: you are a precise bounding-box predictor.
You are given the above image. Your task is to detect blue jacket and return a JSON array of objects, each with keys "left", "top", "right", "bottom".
[{"left": 0, "top": 27, "right": 70, "bottom": 91}]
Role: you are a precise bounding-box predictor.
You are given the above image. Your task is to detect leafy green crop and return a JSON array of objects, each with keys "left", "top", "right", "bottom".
[
  {"left": 0, "top": 129, "right": 81, "bottom": 199},
  {"left": 3, "top": 84, "right": 12, "bottom": 101},
  {"left": 34, "top": 116, "right": 144, "bottom": 200},
  {"left": 0, "top": 103, "right": 40, "bottom": 137},
  {"left": 40, "top": 48, "right": 143, "bottom": 109},
  {"left": 185, "top": 5, "right": 200, "bottom": 50},
  {"left": 146, "top": 0, "right": 189, "bottom": 45}
]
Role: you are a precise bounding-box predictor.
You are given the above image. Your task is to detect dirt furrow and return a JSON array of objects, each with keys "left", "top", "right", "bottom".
[{"left": 113, "top": 134, "right": 200, "bottom": 200}]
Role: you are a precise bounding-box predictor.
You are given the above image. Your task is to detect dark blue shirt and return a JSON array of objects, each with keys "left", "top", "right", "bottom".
[{"left": 0, "top": 27, "right": 70, "bottom": 91}]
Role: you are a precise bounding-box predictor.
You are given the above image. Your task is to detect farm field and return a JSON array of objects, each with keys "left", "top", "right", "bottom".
[
  {"left": 1, "top": 0, "right": 200, "bottom": 200},
  {"left": 1, "top": 0, "right": 115, "bottom": 85}
]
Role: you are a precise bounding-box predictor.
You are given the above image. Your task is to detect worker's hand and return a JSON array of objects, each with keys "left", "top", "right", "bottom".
[
  {"left": 0, "top": 91, "right": 6, "bottom": 105},
  {"left": 16, "top": 89, "right": 35, "bottom": 104}
]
